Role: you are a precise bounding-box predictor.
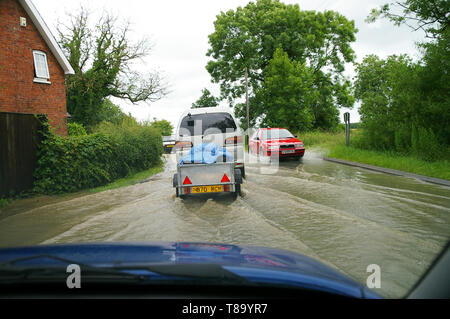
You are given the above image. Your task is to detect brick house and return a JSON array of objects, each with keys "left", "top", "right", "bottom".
[{"left": 0, "top": 0, "right": 74, "bottom": 135}]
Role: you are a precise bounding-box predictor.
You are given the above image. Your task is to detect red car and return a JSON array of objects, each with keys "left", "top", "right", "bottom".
[{"left": 249, "top": 128, "right": 306, "bottom": 160}]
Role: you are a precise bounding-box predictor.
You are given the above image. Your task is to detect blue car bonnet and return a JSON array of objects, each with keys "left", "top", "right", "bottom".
[{"left": 0, "top": 242, "right": 382, "bottom": 298}]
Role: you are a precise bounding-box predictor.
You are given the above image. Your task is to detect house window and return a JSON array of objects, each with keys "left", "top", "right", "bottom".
[{"left": 33, "top": 50, "right": 50, "bottom": 84}]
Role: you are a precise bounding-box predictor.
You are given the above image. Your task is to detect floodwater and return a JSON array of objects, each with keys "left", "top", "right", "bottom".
[{"left": 0, "top": 151, "right": 449, "bottom": 298}]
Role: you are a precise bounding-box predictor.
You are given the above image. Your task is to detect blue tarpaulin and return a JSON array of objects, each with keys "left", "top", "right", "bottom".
[{"left": 179, "top": 143, "right": 234, "bottom": 166}]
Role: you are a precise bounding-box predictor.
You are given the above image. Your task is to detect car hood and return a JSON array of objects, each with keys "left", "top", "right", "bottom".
[
  {"left": 0, "top": 242, "right": 380, "bottom": 298},
  {"left": 265, "top": 138, "right": 303, "bottom": 144}
]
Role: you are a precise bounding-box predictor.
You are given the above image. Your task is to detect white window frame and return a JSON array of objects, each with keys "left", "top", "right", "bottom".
[{"left": 33, "top": 50, "right": 51, "bottom": 84}]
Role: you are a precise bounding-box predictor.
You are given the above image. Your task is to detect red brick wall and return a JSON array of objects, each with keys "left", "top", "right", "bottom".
[{"left": 0, "top": 0, "right": 68, "bottom": 135}]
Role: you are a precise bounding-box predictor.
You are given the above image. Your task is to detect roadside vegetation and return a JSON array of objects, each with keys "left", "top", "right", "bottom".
[
  {"left": 88, "top": 162, "right": 164, "bottom": 194},
  {"left": 225, "top": 0, "right": 449, "bottom": 181},
  {"left": 0, "top": 199, "right": 11, "bottom": 211},
  {"left": 33, "top": 117, "right": 164, "bottom": 195},
  {"left": 300, "top": 130, "right": 450, "bottom": 181}
]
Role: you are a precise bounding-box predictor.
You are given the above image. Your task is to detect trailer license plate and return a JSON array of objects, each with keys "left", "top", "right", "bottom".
[{"left": 192, "top": 186, "right": 224, "bottom": 194}]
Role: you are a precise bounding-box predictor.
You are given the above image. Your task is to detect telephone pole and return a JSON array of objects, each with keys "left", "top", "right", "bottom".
[{"left": 245, "top": 67, "right": 250, "bottom": 149}]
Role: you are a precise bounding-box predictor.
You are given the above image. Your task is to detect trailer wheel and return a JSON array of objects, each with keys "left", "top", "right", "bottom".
[
  {"left": 173, "top": 174, "right": 179, "bottom": 197},
  {"left": 233, "top": 184, "right": 242, "bottom": 199},
  {"left": 234, "top": 169, "right": 243, "bottom": 185},
  {"left": 240, "top": 166, "right": 246, "bottom": 179}
]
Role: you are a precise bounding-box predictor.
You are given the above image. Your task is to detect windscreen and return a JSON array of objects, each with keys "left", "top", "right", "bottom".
[
  {"left": 2, "top": 0, "right": 449, "bottom": 302},
  {"left": 261, "top": 129, "right": 294, "bottom": 140},
  {"left": 179, "top": 113, "right": 237, "bottom": 136}
]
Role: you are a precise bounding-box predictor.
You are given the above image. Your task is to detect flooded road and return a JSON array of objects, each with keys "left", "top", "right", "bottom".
[{"left": 0, "top": 151, "right": 449, "bottom": 298}]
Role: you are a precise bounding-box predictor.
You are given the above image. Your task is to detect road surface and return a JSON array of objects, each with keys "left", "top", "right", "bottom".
[{"left": 0, "top": 151, "right": 449, "bottom": 298}]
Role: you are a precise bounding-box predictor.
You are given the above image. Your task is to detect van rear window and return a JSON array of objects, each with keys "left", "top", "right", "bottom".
[{"left": 179, "top": 113, "right": 237, "bottom": 136}]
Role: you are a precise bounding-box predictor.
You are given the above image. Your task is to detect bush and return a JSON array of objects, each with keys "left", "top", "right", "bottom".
[
  {"left": 411, "top": 126, "right": 445, "bottom": 162},
  {"left": 34, "top": 119, "right": 163, "bottom": 194},
  {"left": 67, "top": 122, "right": 87, "bottom": 136},
  {"left": 0, "top": 198, "right": 11, "bottom": 210}
]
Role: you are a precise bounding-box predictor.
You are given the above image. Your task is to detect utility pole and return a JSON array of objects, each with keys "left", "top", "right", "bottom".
[
  {"left": 344, "top": 112, "right": 350, "bottom": 147},
  {"left": 245, "top": 67, "right": 250, "bottom": 150}
]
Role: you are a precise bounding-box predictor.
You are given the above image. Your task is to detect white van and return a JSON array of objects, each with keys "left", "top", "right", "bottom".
[{"left": 175, "top": 107, "right": 245, "bottom": 178}]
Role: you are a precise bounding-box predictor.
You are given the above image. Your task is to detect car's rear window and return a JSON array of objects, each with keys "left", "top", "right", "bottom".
[{"left": 179, "top": 113, "right": 237, "bottom": 136}]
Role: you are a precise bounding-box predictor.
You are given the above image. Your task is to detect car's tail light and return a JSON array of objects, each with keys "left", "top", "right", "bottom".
[
  {"left": 175, "top": 141, "right": 193, "bottom": 150},
  {"left": 225, "top": 136, "right": 243, "bottom": 145}
]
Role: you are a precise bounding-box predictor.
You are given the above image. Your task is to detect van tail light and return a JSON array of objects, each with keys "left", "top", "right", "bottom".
[
  {"left": 183, "top": 177, "right": 192, "bottom": 185},
  {"left": 225, "top": 136, "right": 243, "bottom": 145},
  {"left": 176, "top": 141, "right": 193, "bottom": 150},
  {"left": 221, "top": 174, "right": 230, "bottom": 183}
]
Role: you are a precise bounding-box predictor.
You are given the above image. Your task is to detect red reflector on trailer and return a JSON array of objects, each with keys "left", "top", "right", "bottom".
[
  {"left": 183, "top": 177, "right": 192, "bottom": 185},
  {"left": 221, "top": 174, "right": 230, "bottom": 183}
]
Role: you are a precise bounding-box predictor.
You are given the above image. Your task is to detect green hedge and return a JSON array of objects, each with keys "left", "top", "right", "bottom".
[
  {"left": 67, "top": 122, "right": 87, "bottom": 136},
  {"left": 34, "top": 120, "right": 163, "bottom": 194}
]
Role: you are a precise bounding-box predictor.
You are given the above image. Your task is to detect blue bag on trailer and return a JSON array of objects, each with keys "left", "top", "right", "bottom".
[{"left": 179, "top": 143, "right": 234, "bottom": 166}]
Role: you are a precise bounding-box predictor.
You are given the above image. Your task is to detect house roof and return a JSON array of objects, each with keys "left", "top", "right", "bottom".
[{"left": 19, "top": 0, "right": 75, "bottom": 75}]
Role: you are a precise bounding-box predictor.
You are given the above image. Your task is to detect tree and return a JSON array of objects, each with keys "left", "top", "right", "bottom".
[
  {"left": 58, "top": 8, "right": 168, "bottom": 127},
  {"left": 364, "top": 0, "right": 450, "bottom": 153},
  {"left": 366, "top": 0, "right": 449, "bottom": 38},
  {"left": 97, "top": 99, "right": 129, "bottom": 125},
  {"left": 206, "top": 0, "right": 357, "bottom": 130},
  {"left": 252, "top": 48, "right": 315, "bottom": 132},
  {"left": 354, "top": 54, "right": 421, "bottom": 151},
  {"left": 192, "top": 89, "right": 220, "bottom": 108},
  {"left": 148, "top": 118, "right": 173, "bottom": 136}
]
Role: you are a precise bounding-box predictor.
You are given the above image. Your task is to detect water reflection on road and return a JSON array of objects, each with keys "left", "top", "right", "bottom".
[{"left": 0, "top": 151, "right": 449, "bottom": 298}]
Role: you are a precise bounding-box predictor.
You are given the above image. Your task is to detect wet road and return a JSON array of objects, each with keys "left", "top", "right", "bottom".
[{"left": 0, "top": 151, "right": 449, "bottom": 298}]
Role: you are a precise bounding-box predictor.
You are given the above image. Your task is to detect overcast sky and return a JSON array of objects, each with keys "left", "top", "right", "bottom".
[{"left": 34, "top": 0, "right": 426, "bottom": 127}]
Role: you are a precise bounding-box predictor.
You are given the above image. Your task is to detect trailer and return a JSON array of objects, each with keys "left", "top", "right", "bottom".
[{"left": 173, "top": 162, "right": 242, "bottom": 199}]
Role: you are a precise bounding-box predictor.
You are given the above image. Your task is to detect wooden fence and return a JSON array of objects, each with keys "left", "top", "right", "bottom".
[{"left": 0, "top": 112, "right": 45, "bottom": 197}]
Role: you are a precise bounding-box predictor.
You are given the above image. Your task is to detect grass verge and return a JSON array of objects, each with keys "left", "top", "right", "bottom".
[
  {"left": 88, "top": 161, "right": 164, "bottom": 194},
  {"left": 327, "top": 145, "right": 450, "bottom": 181},
  {"left": 298, "top": 130, "right": 450, "bottom": 181},
  {"left": 0, "top": 162, "right": 165, "bottom": 213}
]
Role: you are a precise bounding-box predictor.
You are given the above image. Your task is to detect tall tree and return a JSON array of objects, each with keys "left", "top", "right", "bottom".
[
  {"left": 253, "top": 48, "right": 315, "bottom": 132},
  {"left": 206, "top": 0, "right": 357, "bottom": 130},
  {"left": 362, "top": 0, "right": 450, "bottom": 154},
  {"left": 354, "top": 54, "right": 421, "bottom": 151},
  {"left": 192, "top": 88, "right": 220, "bottom": 108},
  {"left": 58, "top": 8, "right": 167, "bottom": 127}
]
